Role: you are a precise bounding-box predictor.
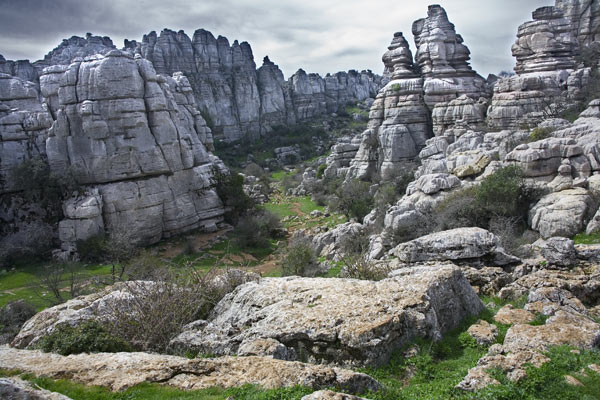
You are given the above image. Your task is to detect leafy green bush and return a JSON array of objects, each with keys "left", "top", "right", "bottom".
[
  {"left": 76, "top": 234, "right": 108, "bottom": 263},
  {"left": 211, "top": 169, "right": 255, "bottom": 224},
  {"left": 281, "top": 238, "right": 317, "bottom": 277},
  {"left": 37, "top": 321, "right": 132, "bottom": 355},
  {"left": 233, "top": 210, "right": 283, "bottom": 249},
  {"left": 529, "top": 127, "right": 554, "bottom": 142},
  {"left": 10, "top": 157, "right": 80, "bottom": 222},
  {"left": 0, "top": 300, "right": 36, "bottom": 344},
  {"left": 316, "top": 164, "right": 326, "bottom": 179},
  {"left": 329, "top": 179, "right": 374, "bottom": 222}
]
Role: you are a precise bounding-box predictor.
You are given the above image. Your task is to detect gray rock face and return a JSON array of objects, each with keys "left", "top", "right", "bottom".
[
  {"left": 43, "top": 51, "right": 224, "bottom": 245},
  {"left": 390, "top": 228, "right": 520, "bottom": 266},
  {"left": 169, "top": 266, "right": 484, "bottom": 367},
  {"left": 540, "top": 237, "right": 577, "bottom": 266},
  {"left": 346, "top": 32, "right": 431, "bottom": 180},
  {"left": 36, "top": 33, "right": 116, "bottom": 69},
  {"left": 555, "top": 0, "right": 600, "bottom": 47},
  {"left": 529, "top": 188, "right": 595, "bottom": 239},
  {"left": 345, "top": 6, "right": 490, "bottom": 181},
  {"left": 139, "top": 29, "right": 382, "bottom": 142},
  {"left": 486, "top": 5, "right": 587, "bottom": 130},
  {"left": 412, "top": 5, "right": 489, "bottom": 107},
  {"left": 0, "top": 346, "right": 380, "bottom": 394}
]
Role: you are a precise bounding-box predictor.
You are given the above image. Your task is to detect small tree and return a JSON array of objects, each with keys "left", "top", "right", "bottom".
[{"left": 281, "top": 238, "right": 317, "bottom": 277}]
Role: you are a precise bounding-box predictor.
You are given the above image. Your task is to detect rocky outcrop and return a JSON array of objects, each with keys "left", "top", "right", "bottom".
[
  {"left": 458, "top": 282, "right": 600, "bottom": 391},
  {"left": 169, "top": 266, "right": 484, "bottom": 367},
  {"left": 389, "top": 228, "right": 520, "bottom": 266},
  {"left": 302, "top": 391, "right": 370, "bottom": 400},
  {"left": 0, "top": 346, "right": 380, "bottom": 394},
  {"left": 412, "top": 5, "right": 489, "bottom": 107},
  {"left": 37, "top": 33, "right": 116, "bottom": 69},
  {"left": 0, "top": 377, "right": 72, "bottom": 400},
  {"left": 345, "top": 5, "right": 491, "bottom": 181},
  {"left": 346, "top": 32, "right": 431, "bottom": 180},
  {"left": 43, "top": 51, "right": 224, "bottom": 247},
  {"left": 139, "top": 29, "right": 382, "bottom": 142},
  {"left": 556, "top": 0, "right": 600, "bottom": 47},
  {"left": 487, "top": 5, "right": 588, "bottom": 130}
]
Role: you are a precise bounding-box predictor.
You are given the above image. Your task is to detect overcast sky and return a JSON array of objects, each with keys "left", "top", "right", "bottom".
[{"left": 0, "top": 0, "right": 550, "bottom": 78}]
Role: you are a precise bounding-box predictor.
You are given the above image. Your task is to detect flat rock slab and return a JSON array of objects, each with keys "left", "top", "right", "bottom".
[
  {"left": 170, "top": 266, "right": 484, "bottom": 367},
  {"left": 389, "top": 228, "right": 520, "bottom": 266},
  {"left": 0, "top": 346, "right": 379, "bottom": 394},
  {"left": 302, "top": 390, "right": 371, "bottom": 400}
]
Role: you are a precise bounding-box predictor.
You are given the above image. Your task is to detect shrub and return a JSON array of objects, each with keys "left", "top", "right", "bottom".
[
  {"left": 77, "top": 234, "right": 107, "bottom": 263},
  {"left": 36, "top": 321, "right": 132, "bottom": 355},
  {"left": 330, "top": 179, "right": 374, "bottom": 222},
  {"left": 233, "top": 210, "right": 283, "bottom": 249},
  {"left": 0, "top": 300, "right": 36, "bottom": 344},
  {"left": 10, "top": 158, "right": 80, "bottom": 220},
  {"left": 434, "top": 166, "right": 534, "bottom": 236},
  {"left": 0, "top": 222, "right": 55, "bottom": 266},
  {"left": 529, "top": 127, "right": 554, "bottom": 142},
  {"left": 281, "top": 238, "right": 317, "bottom": 277},
  {"left": 316, "top": 164, "right": 326, "bottom": 179},
  {"left": 211, "top": 168, "right": 255, "bottom": 224}
]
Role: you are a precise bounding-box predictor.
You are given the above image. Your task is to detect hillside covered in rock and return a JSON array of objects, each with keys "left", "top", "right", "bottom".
[{"left": 1, "top": 1, "right": 600, "bottom": 399}]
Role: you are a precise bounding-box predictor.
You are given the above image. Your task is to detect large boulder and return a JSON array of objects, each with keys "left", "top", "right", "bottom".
[
  {"left": 389, "top": 228, "right": 520, "bottom": 266},
  {"left": 529, "top": 188, "right": 595, "bottom": 239},
  {"left": 169, "top": 266, "right": 484, "bottom": 367},
  {"left": 0, "top": 346, "right": 380, "bottom": 394}
]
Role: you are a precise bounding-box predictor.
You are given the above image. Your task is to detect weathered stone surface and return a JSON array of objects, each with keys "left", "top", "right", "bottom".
[
  {"left": 36, "top": 33, "right": 116, "bottom": 68},
  {"left": 390, "top": 228, "right": 520, "bottom": 266},
  {"left": 529, "top": 188, "right": 595, "bottom": 239},
  {"left": 12, "top": 272, "right": 258, "bottom": 349},
  {"left": 498, "top": 269, "right": 600, "bottom": 306},
  {"left": 0, "top": 377, "right": 72, "bottom": 400},
  {"left": 540, "top": 237, "right": 577, "bottom": 266},
  {"left": 169, "top": 266, "right": 484, "bottom": 367},
  {"left": 555, "top": 0, "right": 600, "bottom": 47},
  {"left": 494, "top": 305, "right": 536, "bottom": 325},
  {"left": 0, "top": 346, "right": 380, "bottom": 394},
  {"left": 432, "top": 95, "right": 488, "bottom": 135},
  {"left": 301, "top": 391, "right": 370, "bottom": 400},
  {"left": 412, "top": 5, "right": 489, "bottom": 107},
  {"left": 503, "top": 311, "right": 600, "bottom": 352},
  {"left": 405, "top": 173, "right": 460, "bottom": 195},
  {"left": 467, "top": 320, "right": 498, "bottom": 346},
  {"left": 140, "top": 29, "right": 382, "bottom": 142}
]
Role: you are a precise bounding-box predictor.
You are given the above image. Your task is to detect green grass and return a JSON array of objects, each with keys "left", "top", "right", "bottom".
[
  {"left": 263, "top": 202, "right": 296, "bottom": 218},
  {"left": 270, "top": 170, "right": 296, "bottom": 182},
  {"left": 15, "top": 377, "right": 314, "bottom": 400},
  {"left": 573, "top": 232, "right": 600, "bottom": 245}
]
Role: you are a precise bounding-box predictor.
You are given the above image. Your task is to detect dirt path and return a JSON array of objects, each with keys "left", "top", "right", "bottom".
[{"left": 158, "top": 229, "right": 230, "bottom": 259}]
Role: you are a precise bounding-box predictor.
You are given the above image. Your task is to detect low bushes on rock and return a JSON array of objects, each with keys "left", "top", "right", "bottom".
[
  {"left": 36, "top": 320, "right": 132, "bottom": 355},
  {"left": 281, "top": 238, "right": 317, "bottom": 277},
  {"left": 0, "top": 300, "right": 36, "bottom": 345}
]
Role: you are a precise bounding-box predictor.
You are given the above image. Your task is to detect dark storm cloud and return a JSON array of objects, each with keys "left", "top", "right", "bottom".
[{"left": 0, "top": 0, "right": 551, "bottom": 77}]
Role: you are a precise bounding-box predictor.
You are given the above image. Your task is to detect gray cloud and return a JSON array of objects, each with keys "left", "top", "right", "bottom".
[{"left": 0, "top": 0, "right": 551, "bottom": 77}]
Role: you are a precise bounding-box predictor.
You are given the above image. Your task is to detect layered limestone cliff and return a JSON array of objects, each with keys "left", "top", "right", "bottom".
[
  {"left": 1, "top": 51, "right": 225, "bottom": 258},
  {"left": 345, "top": 5, "right": 490, "bottom": 181},
  {"left": 487, "top": 4, "right": 591, "bottom": 129},
  {"left": 138, "top": 28, "right": 382, "bottom": 142}
]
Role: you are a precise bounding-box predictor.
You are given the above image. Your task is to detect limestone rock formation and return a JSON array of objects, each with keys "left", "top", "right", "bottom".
[
  {"left": 139, "top": 29, "right": 382, "bottom": 142},
  {"left": 487, "top": 4, "right": 588, "bottom": 130},
  {"left": 389, "top": 228, "right": 520, "bottom": 266},
  {"left": 345, "top": 6, "right": 491, "bottom": 181},
  {"left": 412, "top": 5, "right": 489, "bottom": 107},
  {"left": 36, "top": 33, "right": 116, "bottom": 69},
  {"left": 0, "top": 346, "right": 380, "bottom": 394},
  {"left": 555, "top": 0, "right": 600, "bottom": 47},
  {"left": 346, "top": 32, "right": 431, "bottom": 180},
  {"left": 169, "top": 266, "right": 484, "bottom": 367},
  {"left": 302, "top": 391, "right": 370, "bottom": 400}
]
